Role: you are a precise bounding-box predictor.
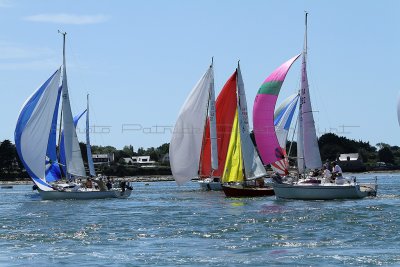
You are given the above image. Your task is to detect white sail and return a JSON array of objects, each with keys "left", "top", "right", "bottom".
[
  {"left": 296, "top": 110, "right": 305, "bottom": 173},
  {"left": 15, "top": 69, "right": 62, "bottom": 191},
  {"left": 208, "top": 66, "right": 218, "bottom": 171},
  {"left": 299, "top": 17, "right": 322, "bottom": 171},
  {"left": 170, "top": 66, "right": 214, "bottom": 185},
  {"left": 86, "top": 94, "right": 96, "bottom": 177},
  {"left": 236, "top": 64, "right": 267, "bottom": 179},
  {"left": 61, "top": 34, "right": 86, "bottom": 178}
]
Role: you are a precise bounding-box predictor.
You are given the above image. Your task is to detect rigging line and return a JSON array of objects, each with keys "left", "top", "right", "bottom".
[{"left": 288, "top": 107, "right": 299, "bottom": 158}]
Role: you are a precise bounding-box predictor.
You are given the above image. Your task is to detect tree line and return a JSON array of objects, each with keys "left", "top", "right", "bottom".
[
  {"left": 1, "top": 132, "right": 399, "bottom": 180},
  {"left": 0, "top": 140, "right": 171, "bottom": 180}
]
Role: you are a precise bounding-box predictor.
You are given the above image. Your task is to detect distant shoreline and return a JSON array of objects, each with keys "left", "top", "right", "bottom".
[
  {"left": 0, "top": 175, "right": 175, "bottom": 185},
  {"left": 1, "top": 171, "right": 399, "bottom": 185}
]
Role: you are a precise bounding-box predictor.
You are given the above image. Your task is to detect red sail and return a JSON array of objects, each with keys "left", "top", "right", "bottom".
[{"left": 200, "top": 70, "right": 238, "bottom": 177}]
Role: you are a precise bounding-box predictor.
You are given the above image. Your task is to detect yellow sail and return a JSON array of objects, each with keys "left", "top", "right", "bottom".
[{"left": 222, "top": 110, "right": 244, "bottom": 183}]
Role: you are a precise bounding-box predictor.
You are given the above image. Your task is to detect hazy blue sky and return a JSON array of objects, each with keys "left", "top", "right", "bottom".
[{"left": 1, "top": 0, "right": 399, "bottom": 150}]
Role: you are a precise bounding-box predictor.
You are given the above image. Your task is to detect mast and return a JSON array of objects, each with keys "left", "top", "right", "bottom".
[
  {"left": 56, "top": 30, "right": 67, "bottom": 162},
  {"left": 237, "top": 61, "right": 246, "bottom": 180},
  {"left": 298, "top": 12, "right": 322, "bottom": 172},
  {"left": 208, "top": 57, "right": 218, "bottom": 173},
  {"left": 198, "top": 57, "right": 215, "bottom": 177},
  {"left": 297, "top": 13, "right": 308, "bottom": 174},
  {"left": 56, "top": 101, "right": 63, "bottom": 160},
  {"left": 59, "top": 31, "right": 87, "bottom": 179},
  {"left": 58, "top": 30, "right": 67, "bottom": 177},
  {"left": 86, "top": 94, "right": 96, "bottom": 177},
  {"left": 302, "top": 10, "right": 308, "bottom": 174},
  {"left": 304, "top": 12, "right": 308, "bottom": 58},
  {"left": 58, "top": 30, "right": 67, "bottom": 79}
]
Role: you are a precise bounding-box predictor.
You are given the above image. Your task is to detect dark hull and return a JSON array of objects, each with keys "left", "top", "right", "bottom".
[
  {"left": 222, "top": 185, "right": 275, "bottom": 197},
  {"left": 1, "top": 186, "right": 13, "bottom": 189}
]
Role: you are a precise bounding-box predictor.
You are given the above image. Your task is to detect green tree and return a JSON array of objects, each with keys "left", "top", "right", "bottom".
[
  {"left": 0, "top": 140, "right": 17, "bottom": 173},
  {"left": 156, "top": 143, "right": 169, "bottom": 156},
  {"left": 122, "top": 145, "right": 134, "bottom": 157},
  {"left": 137, "top": 147, "right": 145, "bottom": 156},
  {"left": 79, "top": 142, "right": 88, "bottom": 163},
  {"left": 378, "top": 147, "right": 394, "bottom": 164},
  {"left": 358, "top": 148, "right": 369, "bottom": 163},
  {"left": 145, "top": 147, "right": 159, "bottom": 161},
  {"left": 319, "top": 144, "right": 343, "bottom": 161},
  {"left": 91, "top": 145, "right": 117, "bottom": 154},
  {"left": 114, "top": 150, "right": 131, "bottom": 162},
  {"left": 376, "top": 142, "right": 390, "bottom": 150}
]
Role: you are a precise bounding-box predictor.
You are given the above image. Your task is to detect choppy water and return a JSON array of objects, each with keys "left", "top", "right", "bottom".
[{"left": 0, "top": 173, "right": 399, "bottom": 266}]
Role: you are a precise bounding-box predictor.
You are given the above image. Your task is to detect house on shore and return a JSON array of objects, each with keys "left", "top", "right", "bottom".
[
  {"left": 337, "top": 153, "right": 366, "bottom": 172},
  {"left": 92, "top": 153, "right": 114, "bottom": 165},
  {"left": 131, "top": 156, "right": 157, "bottom": 167}
]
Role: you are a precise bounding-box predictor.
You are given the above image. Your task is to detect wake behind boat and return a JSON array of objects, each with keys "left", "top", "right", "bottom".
[{"left": 14, "top": 32, "right": 132, "bottom": 200}]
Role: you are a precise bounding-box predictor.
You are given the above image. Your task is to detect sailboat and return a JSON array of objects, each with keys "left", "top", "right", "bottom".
[
  {"left": 170, "top": 60, "right": 236, "bottom": 190},
  {"left": 197, "top": 64, "right": 241, "bottom": 190},
  {"left": 14, "top": 32, "right": 132, "bottom": 200},
  {"left": 220, "top": 63, "right": 273, "bottom": 197},
  {"left": 257, "top": 13, "right": 377, "bottom": 200}
]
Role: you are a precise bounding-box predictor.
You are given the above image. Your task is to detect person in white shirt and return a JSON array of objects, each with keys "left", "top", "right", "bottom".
[
  {"left": 323, "top": 166, "right": 332, "bottom": 178},
  {"left": 332, "top": 162, "right": 346, "bottom": 185},
  {"left": 322, "top": 165, "right": 332, "bottom": 183},
  {"left": 332, "top": 162, "right": 343, "bottom": 178}
]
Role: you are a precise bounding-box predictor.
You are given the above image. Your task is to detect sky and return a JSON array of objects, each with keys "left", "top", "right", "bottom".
[{"left": 1, "top": 0, "right": 399, "bottom": 151}]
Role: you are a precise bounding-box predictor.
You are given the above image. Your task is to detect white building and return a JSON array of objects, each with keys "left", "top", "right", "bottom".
[
  {"left": 131, "top": 156, "right": 157, "bottom": 167},
  {"left": 92, "top": 153, "right": 114, "bottom": 165}
]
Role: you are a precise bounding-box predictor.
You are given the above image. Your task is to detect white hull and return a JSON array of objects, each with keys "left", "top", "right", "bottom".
[
  {"left": 39, "top": 189, "right": 132, "bottom": 200},
  {"left": 273, "top": 183, "right": 377, "bottom": 200},
  {"left": 198, "top": 179, "right": 222, "bottom": 191}
]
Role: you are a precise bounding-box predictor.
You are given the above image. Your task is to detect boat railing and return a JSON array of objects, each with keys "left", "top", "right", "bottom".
[{"left": 353, "top": 175, "right": 378, "bottom": 194}]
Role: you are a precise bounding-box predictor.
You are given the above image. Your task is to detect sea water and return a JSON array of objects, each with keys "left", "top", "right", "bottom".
[{"left": 0, "top": 173, "right": 399, "bottom": 266}]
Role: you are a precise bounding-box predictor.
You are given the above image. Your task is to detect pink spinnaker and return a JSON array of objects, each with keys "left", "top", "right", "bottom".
[{"left": 253, "top": 54, "right": 300, "bottom": 166}]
